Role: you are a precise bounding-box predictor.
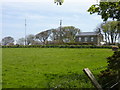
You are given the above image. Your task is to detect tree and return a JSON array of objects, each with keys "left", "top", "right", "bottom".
[
  {"left": 50, "top": 29, "right": 60, "bottom": 41},
  {"left": 99, "top": 51, "right": 120, "bottom": 89},
  {"left": 26, "top": 34, "right": 35, "bottom": 45},
  {"left": 88, "top": 1, "right": 120, "bottom": 88},
  {"left": 88, "top": 0, "right": 120, "bottom": 21},
  {"left": 2, "top": 36, "right": 14, "bottom": 45},
  {"left": 36, "top": 30, "right": 51, "bottom": 45},
  {"left": 16, "top": 38, "right": 25, "bottom": 45},
  {"left": 54, "top": 0, "right": 64, "bottom": 5},
  {"left": 99, "top": 21, "right": 120, "bottom": 44},
  {"left": 88, "top": 0, "right": 120, "bottom": 39},
  {"left": 61, "top": 26, "right": 80, "bottom": 43},
  {"left": 50, "top": 26, "right": 80, "bottom": 43},
  {"left": 54, "top": 0, "right": 120, "bottom": 21}
]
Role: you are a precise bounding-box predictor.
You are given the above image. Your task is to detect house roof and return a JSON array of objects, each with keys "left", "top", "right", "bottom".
[{"left": 77, "top": 32, "right": 100, "bottom": 36}]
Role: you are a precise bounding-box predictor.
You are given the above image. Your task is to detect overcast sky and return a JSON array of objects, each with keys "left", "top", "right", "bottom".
[{"left": 1, "top": 0, "right": 103, "bottom": 40}]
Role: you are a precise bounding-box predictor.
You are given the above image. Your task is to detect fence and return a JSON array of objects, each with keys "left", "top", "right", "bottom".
[{"left": 83, "top": 68, "right": 120, "bottom": 90}]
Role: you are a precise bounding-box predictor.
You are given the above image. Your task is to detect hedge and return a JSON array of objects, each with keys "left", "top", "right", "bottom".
[{"left": 1, "top": 45, "right": 113, "bottom": 49}]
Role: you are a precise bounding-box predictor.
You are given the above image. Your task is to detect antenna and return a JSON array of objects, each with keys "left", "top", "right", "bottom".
[
  {"left": 59, "top": 20, "right": 62, "bottom": 43},
  {"left": 60, "top": 20, "right": 62, "bottom": 31},
  {"left": 60, "top": 20, "right": 62, "bottom": 26},
  {"left": 25, "top": 18, "right": 26, "bottom": 45}
]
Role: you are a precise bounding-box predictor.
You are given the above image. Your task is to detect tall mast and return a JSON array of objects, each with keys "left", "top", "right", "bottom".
[
  {"left": 25, "top": 18, "right": 27, "bottom": 45},
  {"left": 60, "top": 20, "right": 62, "bottom": 31},
  {"left": 59, "top": 20, "right": 62, "bottom": 43}
]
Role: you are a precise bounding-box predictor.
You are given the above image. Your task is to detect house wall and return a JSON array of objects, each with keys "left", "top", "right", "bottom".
[
  {"left": 75, "top": 33, "right": 103, "bottom": 45},
  {"left": 75, "top": 35, "right": 98, "bottom": 45}
]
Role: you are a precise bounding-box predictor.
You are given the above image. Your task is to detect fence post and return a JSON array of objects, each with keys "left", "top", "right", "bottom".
[{"left": 83, "top": 68, "right": 103, "bottom": 90}]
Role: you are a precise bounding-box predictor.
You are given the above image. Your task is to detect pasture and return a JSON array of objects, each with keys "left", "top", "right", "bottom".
[{"left": 2, "top": 48, "right": 113, "bottom": 88}]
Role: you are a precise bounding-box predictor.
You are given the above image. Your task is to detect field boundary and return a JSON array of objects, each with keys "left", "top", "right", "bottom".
[{"left": 1, "top": 45, "right": 113, "bottom": 49}]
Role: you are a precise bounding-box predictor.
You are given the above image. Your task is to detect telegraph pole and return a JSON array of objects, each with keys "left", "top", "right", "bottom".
[{"left": 25, "top": 18, "right": 27, "bottom": 45}]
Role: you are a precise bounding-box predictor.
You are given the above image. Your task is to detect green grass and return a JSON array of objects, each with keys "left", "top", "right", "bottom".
[
  {"left": 2, "top": 48, "right": 113, "bottom": 88},
  {"left": 0, "top": 48, "right": 2, "bottom": 89}
]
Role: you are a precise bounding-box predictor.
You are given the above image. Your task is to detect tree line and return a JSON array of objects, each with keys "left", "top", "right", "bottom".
[
  {"left": 1, "top": 26, "right": 80, "bottom": 45},
  {"left": 96, "top": 21, "right": 120, "bottom": 44},
  {"left": 1, "top": 20, "right": 120, "bottom": 46}
]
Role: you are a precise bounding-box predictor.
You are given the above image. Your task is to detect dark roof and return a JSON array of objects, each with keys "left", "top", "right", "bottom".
[{"left": 77, "top": 32, "right": 100, "bottom": 36}]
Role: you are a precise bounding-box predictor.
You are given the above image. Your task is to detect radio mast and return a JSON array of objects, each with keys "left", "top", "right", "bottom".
[
  {"left": 59, "top": 20, "right": 62, "bottom": 43},
  {"left": 25, "top": 18, "right": 27, "bottom": 45}
]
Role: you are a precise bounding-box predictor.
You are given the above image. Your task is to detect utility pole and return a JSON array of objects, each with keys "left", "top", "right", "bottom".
[{"left": 25, "top": 18, "right": 27, "bottom": 45}]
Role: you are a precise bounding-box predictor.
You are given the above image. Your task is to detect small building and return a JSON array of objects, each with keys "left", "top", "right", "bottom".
[{"left": 75, "top": 32, "right": 103, "bottom": 45}]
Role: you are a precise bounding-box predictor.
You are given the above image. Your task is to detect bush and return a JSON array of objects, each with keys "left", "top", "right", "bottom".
[{"left": 99, "top": 51, "right": 120, "bottom": 89}]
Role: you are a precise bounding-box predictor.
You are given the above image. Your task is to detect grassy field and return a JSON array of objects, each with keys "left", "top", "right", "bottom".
[{"left": 2, "top": 48, "right": 113, "bottom": 88}]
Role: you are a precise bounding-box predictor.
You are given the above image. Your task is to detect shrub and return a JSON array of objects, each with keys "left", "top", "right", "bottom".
[{"left": 99, "top": 51, "right": 120, "bottom": 89}]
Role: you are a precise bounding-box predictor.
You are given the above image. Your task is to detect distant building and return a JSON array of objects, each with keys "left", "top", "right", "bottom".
[{"left": 75, "top": 32, "right": 103, "bottom": 45}]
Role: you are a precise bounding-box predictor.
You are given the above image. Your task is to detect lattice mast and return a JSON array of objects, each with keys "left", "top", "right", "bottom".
[{"left": 25, "top": 18, "right": 27, "bottom": 45}]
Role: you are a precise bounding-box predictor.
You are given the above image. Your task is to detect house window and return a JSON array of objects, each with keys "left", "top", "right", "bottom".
[
  {"left": 91, "top": 37, "right": 94, "bottom": 41},
  {"left": 79, "top": 37, "right": 81, "bottom": 41},
  {"left": 85, "top": 37, "right": 88, "bottom": 42}
]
